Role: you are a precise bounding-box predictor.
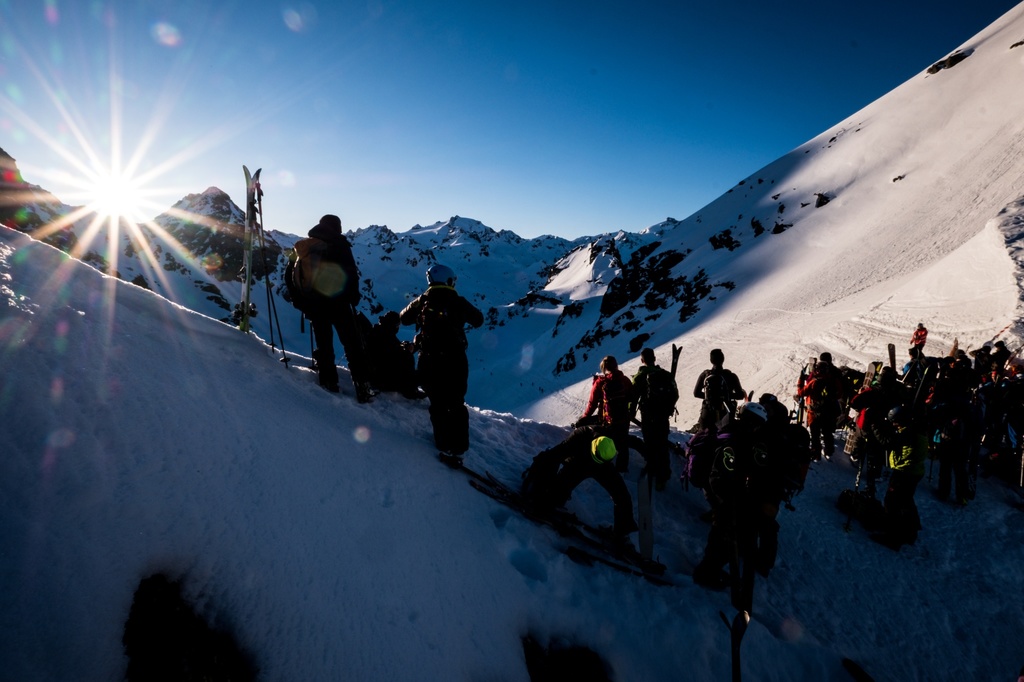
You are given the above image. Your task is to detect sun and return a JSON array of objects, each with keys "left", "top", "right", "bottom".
[{"left": 86, "top": 169, "right": 149, "bottom": 227}]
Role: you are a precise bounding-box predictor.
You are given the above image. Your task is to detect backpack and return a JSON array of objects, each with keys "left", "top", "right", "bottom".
[
  {"left": 643, "top": 367, "right": 679, "bottom": 417},
  {"left": 684, "top": 429, "right": 723, "bottom": 490},
  {"left": 600, "top": 374, "right": 631, "bottom": 425},
  {"left": 283, "top": 252, "right": 306, "bottom": 312},
  {"left": 703, "top": 370, "right": 730, "bottom": 403},
  {"left": 290, "top": 238, "right": 330, "bottom": 298},
  {"left": 416, "top": 289, "right": 466, "bottom": 353}
]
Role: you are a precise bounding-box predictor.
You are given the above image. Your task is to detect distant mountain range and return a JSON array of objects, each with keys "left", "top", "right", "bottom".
[{"left": 4, "top": 6, "right": 1024, "bottom": 423}]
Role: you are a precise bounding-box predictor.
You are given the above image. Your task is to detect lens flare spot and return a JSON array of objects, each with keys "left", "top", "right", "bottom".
[
  {"left": 44, "top": 0, "right": 59, "bottom": 25},
  {"left": 5, "top": 84, "right": 23, "bottom": 104},
  {"left": 202, "top": 252, "right": 224, "bottom": 272},
  {"left": 50, "top": 376, "right": 64, "bottom": 403},
  {"left": 151, "top": 22, "right": 182, "bottom": 47},
  {"left": 46, "top": 427, "right": 76, "bottom": 449},
  {"left": 778, "top": 617, "right": 804, "bottom": 642},
  {"left": 276, "top": 169, "right": 296, "bottom": 187},
  {"left": 518, "top": 343, "right": 534, "bottom": 371},
  {"left": 282, "top": 4, "right": 318, "bottom": 32},
  {"left": 353, "top": 425, "right": 371, "bottom": 444}
]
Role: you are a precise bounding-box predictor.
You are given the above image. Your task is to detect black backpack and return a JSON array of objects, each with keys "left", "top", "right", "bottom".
[
  {"left": 643, "top": 367, "right": 679, "bottom": 417},
  {"left": 703, "top": 370, "right": 729, "bottom": 403},
  {"left": 416, "top": 289, "right": 465, "bottom": 353}
]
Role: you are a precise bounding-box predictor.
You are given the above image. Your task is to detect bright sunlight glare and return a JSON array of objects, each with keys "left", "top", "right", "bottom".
[{"left": 86, "top": 170, "right": 148, "bottom": 226}]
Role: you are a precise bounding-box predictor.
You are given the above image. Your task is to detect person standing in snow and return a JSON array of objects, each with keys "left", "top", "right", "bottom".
[
  {"left": 580, "top": 356, "right": 635, "bottom": 473},
  {"left": 292, "top": 214, "right": 376, "bottom": 402},
  {"left": 990, "top": 340, "right": 1011, "bottom": 377},
  {"left": 910, "top": 323, "right": 928, "bottom": 354},
  {"left": 630, "top": 348, "right": 678, "bottom": 489},
  {"left": 692, "top": 349, "right": 746, "bottom": 431},
  {"left": 848, "top": 366, "right": 902, "bottom": 498},
  {"left": 796, "top": 352, "right": 844, "bottom": 460},
  {"left": 870, "top": 405, "right": 927, "bottom": 550},
  {"left": 692, "top": 401, "right": 786, "bottom": 600},
  {"left": 520, "top": 425, "right": 638, "bottom": 541},
  {"left": 400, "top": 264, "right": 483, "bottom": 461}
]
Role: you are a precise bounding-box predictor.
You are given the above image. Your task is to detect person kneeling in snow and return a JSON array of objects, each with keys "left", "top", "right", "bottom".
[{"left": 520, "top": 426, "right": 638, "bottom": 542}]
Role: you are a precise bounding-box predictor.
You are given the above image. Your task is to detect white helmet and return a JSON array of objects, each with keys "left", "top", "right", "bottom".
[
  {"left": 737, "top": 401, "right": 768, "bottom": 425},
  {"left": 426, "top": 264, "right": 456, "bottom": 286}
]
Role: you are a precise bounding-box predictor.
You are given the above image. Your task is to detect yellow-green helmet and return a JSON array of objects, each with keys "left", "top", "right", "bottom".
[{"left": 591, "top": 436, "right": 617, "bottom": 464}]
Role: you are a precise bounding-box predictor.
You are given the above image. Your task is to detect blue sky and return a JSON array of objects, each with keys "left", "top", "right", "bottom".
[{"left": 1, "top": 0, "right": 1019, "bottom": 239}]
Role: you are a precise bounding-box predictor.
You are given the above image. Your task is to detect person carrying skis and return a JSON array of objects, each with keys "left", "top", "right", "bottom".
[
  {"left": 630, "top": 348, "right": 679, "bottom": 489},
  {"left": 580, "top": 356, "right": 634, "bottom": 473},
  {"left": 400, "top": 264, "right": 483, "bottom": 461},
  {"left": 848, "top": 366, "right": 902, "bottom": 498},
  {"left": 796, "top": 352, "right": 844, "bottom": 460},
  {"left": 520, "top": 425, "right": 638, "bottom": 541},
  {"left": 870, "top": 405, "right": 928, "bottom": 550},
  {"left": 910, "top": 323, "right": 928, "bottom": 354},
  {"left": 692, "top": 348, "right": 745, "bottom": 431},
  {"left": 692, "top": 401, "right": 786, "bottom": 595},
  {"left": 366, "top": 311, "right": 423, "bottom": 399},
  {"left": 291, "top": 214, "right": 376, "bottom": 402}
]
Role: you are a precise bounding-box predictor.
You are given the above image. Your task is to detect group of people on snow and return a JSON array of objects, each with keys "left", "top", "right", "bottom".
[
  {"left": 284, "top": 214, "right": 483, "bottom": 460},
  {"left": 283, "top": 222, "right": 1020, "bottom": 597}
]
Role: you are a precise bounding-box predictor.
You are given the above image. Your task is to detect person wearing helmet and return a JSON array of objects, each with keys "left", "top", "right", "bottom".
[
  {"left": 400, "top": 264, "right": 484, "bottom": 461},
  {"left": 294, "top": 214, "right": 376, "bottom": 402},
  {"left": 520, "top": 425, "right": 639, "bottom": 541},
  {"left": 868, "top": 404, "right": 928, "bottom": 550},
  {"left": 692, "top": 397, "right": 784, "bottom": 600}
]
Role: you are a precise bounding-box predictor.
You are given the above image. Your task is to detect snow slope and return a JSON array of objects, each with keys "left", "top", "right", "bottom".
[
  {"left": 3, "top": 220, "right": 1024, "bottom": 681},
  {"left": 5, "top": 5, "right": 1024, "bottom": 681}
]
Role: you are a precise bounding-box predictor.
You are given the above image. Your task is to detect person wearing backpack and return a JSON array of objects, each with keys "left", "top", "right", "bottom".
[
  {"left": 289, "top": 214, "right": 376, "bottom": 402},
  {"left": 400, "top": 264, "right": 484, "bottom": 460},
  {"left": 580, "top": 356, "right": 635, "bottom": 473},
  {"left": 692, "top": 349, "right": 745, "bottom": 431},
  {"left": 796, "top": 352, "right": 845, "bottom": 460},
  {"left": 692, "top": 401, "right": 785, "bottom": 595},
  {"left": 630, "top": 348, "right": 678, "bottom": 489}
]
